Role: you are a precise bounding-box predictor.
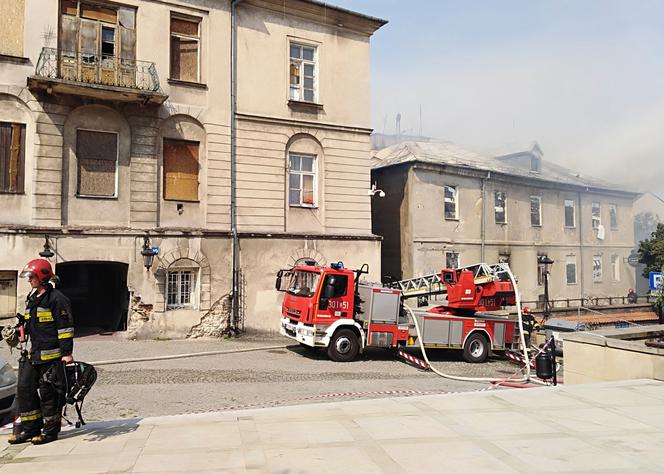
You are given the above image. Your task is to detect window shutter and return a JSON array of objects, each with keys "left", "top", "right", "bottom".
[
  {"left": 163, "top": 139, "right": 199, "bottom": 201},
  {"left": 16, "top": 124, "right": 25, "bottom": 194},
  {"left": 0, "top": 124, "right": 9, "bottom": 192}
]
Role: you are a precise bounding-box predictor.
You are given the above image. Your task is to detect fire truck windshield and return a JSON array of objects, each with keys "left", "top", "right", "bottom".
[{"left": 286, "top": 270, "right": 320, "bottom": 298}]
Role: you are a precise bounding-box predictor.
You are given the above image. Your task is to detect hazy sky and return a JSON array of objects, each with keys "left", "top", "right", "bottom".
[{"left": 334, "top": 0, "right": 664, "bottom": 197}]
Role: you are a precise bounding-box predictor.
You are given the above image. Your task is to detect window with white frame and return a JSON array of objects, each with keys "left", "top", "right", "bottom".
[
  {"left": 167, "top": 270, "right": 195, "bottom": 309},
  {"left": 288, "top": 153, "right": 316, "bottom": 207},
  {"left": 530, "top": 196, "right": 542, "bottom": 226},
  {"left": 591, "top": 202, "right": 601, "bottom": 230},
  {"left": 494, "top": 191, "right": 506, "bottom": 224},
  {"left": 444, "top": 185, "right": 458, "bottom": 220},
  {"left": 445, "top": 251, "right": 459, "bottom": 269},
  {"left": 564, "top": 199, "right": 575, "bottom": 228},
  {"left": 592, "top": 255, "right": 602, "bottom": 282},
  {"left": 289, "top": 43, "right": 316, "bottom": 102},
  {"left": 611, "top": 254, "right": 620, "bottom": 281},
  {"left": 609, "top": 204, "right": 618, "bottom": 230},
  {"left": 566, "top": 255, "right": 577, "bottom": 285}
]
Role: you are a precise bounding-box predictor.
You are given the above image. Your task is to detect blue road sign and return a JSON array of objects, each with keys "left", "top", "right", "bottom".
[{"left": 650, "top": 272, "right": 663, "bottom": 291}]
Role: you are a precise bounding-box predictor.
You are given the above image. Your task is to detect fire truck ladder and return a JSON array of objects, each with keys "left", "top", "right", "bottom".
[{"left": 395, "top": 262, "right": 511, "bottom": 299}]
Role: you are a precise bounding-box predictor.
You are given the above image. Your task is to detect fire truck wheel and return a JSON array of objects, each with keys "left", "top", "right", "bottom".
[
  {"left": 327, "top": 329, "right": 359, "bottom": 362},
  {"left": 463, "top": 332, "right": 489, "bottom": 363}
]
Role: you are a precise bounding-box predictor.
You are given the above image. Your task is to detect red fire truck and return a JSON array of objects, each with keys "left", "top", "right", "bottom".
[{"left": 276, "top": 262, "right": 519, "bottom": 363}]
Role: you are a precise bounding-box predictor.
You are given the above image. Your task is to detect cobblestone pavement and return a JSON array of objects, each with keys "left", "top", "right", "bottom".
[{"left": 0, "top": 334, "right": 525, "bottom": 422}]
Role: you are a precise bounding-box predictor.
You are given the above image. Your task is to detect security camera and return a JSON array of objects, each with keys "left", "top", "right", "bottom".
[{"left": 377, "top": 190, "right": 385, "bottom": 198}]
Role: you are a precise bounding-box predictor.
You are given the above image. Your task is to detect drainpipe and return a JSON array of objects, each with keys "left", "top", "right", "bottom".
[
  {"left": 230, "top": 0, "right": 244, "bottom": 333},
  {"left": 578, "top": 191, "right": 585, "bottom": 299},
  {"left": 481, "top": 172, "right": 490, "bottom": 261}
]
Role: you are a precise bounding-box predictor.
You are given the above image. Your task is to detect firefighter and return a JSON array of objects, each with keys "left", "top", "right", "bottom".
[
  {"left": 7, "top": 259, "right": 74, "bottom": 445},
  {"left": 521, "top": 306, "right": 537, "bottom": 349}
]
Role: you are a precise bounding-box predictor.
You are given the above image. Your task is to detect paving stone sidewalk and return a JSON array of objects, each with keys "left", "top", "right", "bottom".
[{"left": 0, "top": 379, "right": 662, "bottom": 473}]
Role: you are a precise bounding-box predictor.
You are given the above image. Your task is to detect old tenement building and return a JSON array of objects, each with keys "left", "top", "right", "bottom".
[{"left": 0, "top": 0, "right": 385, "bottom": 336}]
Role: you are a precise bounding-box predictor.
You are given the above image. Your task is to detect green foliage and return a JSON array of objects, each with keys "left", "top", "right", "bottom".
[{"left": 638, "top": 223, "right": 664, "bottom": 279}]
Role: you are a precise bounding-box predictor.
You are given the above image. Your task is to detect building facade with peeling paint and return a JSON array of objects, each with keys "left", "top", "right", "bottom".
[
  {"left": 372, "top": 141, "right": 639, "bottom": 307},
  {"left": 0, "top": 0, "right": 385, "bottom": 337}
]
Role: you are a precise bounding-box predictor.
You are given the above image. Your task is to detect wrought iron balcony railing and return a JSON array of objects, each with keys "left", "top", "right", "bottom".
[{"left": 34, "top": 47, "right": 163, "bottom": 93}]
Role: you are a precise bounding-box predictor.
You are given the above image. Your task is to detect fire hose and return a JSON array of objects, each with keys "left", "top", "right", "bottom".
[{"left": 404, "top": 263, "right": 532, "bottom": 385}]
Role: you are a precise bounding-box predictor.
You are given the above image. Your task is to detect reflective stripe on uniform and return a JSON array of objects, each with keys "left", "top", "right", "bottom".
[
  {"left": 20, "top": 409, "right": 42, "bottom": 422},
  {"left": 58, "top": 327, "right": 74, "bottom": 339},
  {"left": 39, "top": 348, "right": 62, "bottom": 361},
  {"left": 36, "top": 307, "right": 53, "bottom": 322}
]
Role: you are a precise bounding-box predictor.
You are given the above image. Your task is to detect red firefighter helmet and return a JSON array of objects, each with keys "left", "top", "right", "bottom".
[{"left": 20, "top": 258, "right": 54, "bottom": 285}]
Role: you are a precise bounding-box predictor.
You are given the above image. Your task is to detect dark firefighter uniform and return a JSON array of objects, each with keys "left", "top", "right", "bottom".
[{"left": 17, "top": 285, "right": 74, "bottom": 438}]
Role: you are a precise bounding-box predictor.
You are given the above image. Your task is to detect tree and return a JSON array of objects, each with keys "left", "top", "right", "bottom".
[{"left": 638, "top": 223, "right": 664, "bottom": 279}]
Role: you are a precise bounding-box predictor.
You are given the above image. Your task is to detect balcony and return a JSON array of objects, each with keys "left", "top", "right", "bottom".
[{"left": 28, "top": 47, "right": 168, "bottom": 105}]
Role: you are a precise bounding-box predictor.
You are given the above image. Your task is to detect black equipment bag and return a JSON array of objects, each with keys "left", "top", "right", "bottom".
[{"left": 63, "top": 361, "right": 97, "bottom": 428}]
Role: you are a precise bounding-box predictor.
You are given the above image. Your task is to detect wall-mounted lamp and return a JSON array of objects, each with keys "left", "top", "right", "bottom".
[
  {"left": 39, "top": 235, "right": 55, "bottom": 258},
  {"left": 141, "top": 236, "right": 159, "bottom": 271},
  {"left": 368, "top": 183, "right": 385, "bottom": 198}
]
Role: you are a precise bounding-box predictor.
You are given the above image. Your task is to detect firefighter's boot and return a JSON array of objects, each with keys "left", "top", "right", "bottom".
[
  {"left": 31, "top": 433, "right": 58, "bottom": 445},
  {"left": 7, "top": 431, "right": 39, "bottom": 445}
]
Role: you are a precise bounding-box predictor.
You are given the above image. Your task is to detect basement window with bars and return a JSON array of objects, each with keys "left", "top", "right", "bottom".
[
  {"left": 0, "top": 122, "right": 25, "bottom": 194},
  {"left": 76, "top": 129, "right": 118, "bottom": 197},
  {"left": 167, "top": 270, "right": 195, "bottom": 309}
]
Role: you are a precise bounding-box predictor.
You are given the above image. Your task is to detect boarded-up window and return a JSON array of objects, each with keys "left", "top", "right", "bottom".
[
  {"left": 163, "top": 139, "right": 199, "bottom": 201},
  {"left": 76, "top": 130, "right": 118, "bottom": 197},
  {"left": 0, "top": 0, "right": 25, "bottom": 57},
  {"left": 81, "top": 3, "right": 117, "bottom": 23},
  {"left": 170, "top": 15, "right": 200, "bottom": 82},
  {"left": 0, "top": 122, "right": 26, "bottom": 194}
]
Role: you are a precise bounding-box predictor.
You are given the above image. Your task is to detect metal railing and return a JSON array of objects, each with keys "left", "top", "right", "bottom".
[
  {"left": 34, "top": 47, "right": 162, "bottom": 93},
  {"left": 522, "top": 295, "right": 654, "bottom": 310}
]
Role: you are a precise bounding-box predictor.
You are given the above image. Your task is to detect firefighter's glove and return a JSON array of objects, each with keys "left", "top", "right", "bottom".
[{"left": 1, "top": 326, "right": 19, "bottom": 348}]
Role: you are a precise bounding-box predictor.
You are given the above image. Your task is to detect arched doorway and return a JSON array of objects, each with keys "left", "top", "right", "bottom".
[{"left": 56, "top": 261, "right": 129, "bottom": 335}]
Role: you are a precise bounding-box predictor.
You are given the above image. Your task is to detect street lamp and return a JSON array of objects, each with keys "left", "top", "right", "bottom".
[
  {"left": 538, "top": 255, "right": 554, "bottom": 319},
  {"left": 39, "top": 235, "right": 54, "bottom": 259},
  {"left": 141, "top": 236, "right": 158, "bottom": 271}
]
